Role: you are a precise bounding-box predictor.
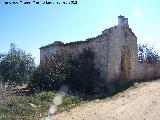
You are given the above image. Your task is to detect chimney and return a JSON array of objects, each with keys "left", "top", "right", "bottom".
[
  {"left": 118, "top": 15, "right": 129, "bottom": 27},
  {"left": 118, "top": 15, "right": 125, "bottom": 27},
  {"left": 124, "top": 18, "right": 129, "bottom": 27}
]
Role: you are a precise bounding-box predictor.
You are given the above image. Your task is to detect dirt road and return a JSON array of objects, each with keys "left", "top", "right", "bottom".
[{"left": 54, "top": 80, "right": 160, "bottom": 120}]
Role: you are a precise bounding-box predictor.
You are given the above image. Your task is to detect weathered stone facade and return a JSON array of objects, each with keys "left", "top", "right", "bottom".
[{"left": 40, "top": 15, "right": 160, "bottom": 86}]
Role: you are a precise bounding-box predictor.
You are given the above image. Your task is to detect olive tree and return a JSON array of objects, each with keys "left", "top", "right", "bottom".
[
  {"left": 138, "top": 44, "right": 160, "bottom": 63},
  {"left": 0, "top": 43, "right": 35, "bottom": 85}
]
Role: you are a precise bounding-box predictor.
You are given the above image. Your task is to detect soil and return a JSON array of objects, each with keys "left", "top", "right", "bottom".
[{"left": 54, "top": 80, "right": 160, "bottom": 120}]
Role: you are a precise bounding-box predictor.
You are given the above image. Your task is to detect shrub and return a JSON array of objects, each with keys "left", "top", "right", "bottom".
[
  {"left": 0, "top": 43, "right": 35, "bottom": 86},
  {"left": 29, "top": 47, "right": 99, "bottom": 94},
  {"left": 69, "top": 48, "right": 99, "bottom": 94},
  {"left": 138, "top": 44, "right": 160, "bottom": 63},
  {"left": 34, "top": 91, "right": 56, "bottom": 102},
  {"left": 28, "top": 47, "right": 73, "bottom": 92}
]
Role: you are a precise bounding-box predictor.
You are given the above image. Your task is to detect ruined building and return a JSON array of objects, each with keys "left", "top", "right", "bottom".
[{"left": 40, "top": 15, "right": 160, "bottom": 86}]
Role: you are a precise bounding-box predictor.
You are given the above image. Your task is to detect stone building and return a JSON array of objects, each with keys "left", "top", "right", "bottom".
[{"left": 40, "top": 15, "right": 160, "bottom": 86}]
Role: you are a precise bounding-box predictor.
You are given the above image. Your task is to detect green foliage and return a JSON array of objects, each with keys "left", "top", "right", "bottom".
[
  {"left": 58, "top": 94, "right": 82, "bottom": 112},
  {"left": 0, "top": 43, "right": 35, "bottom": 85},
  {"left": 69, "top": 48, "right": 99, "bottom": 94},
  {"left": 138, "top": 44, "right": 160, "bottom": 63},
  {"left": 0, "top": 91, "right": 82, "bottom": 119},
  {"left": 0, "top": 96, "right": 35, "bottom": 119},
  {"left": 28, "top": 47, "right": 73, "bottom": 91},
  {"left": 28, "top": 67, "right": 46, "bottom": 92},
  {"left": 29, "top": 47, "right": 99, "bottom": 94},
  {"left": 34, "top": 91, "right": 56, "bottom": 102}
]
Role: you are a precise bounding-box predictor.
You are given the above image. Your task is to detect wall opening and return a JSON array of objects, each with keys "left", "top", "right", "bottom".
[{"left": 120, "top": 46, "right": 131, "bottom": 81}]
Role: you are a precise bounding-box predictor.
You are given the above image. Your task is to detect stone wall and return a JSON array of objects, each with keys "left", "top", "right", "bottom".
[
  {"left": 137, "top": 62, "right": 160, "bottom": 80},
  {"left": 106, "top": 26, "right": 122, "bottom": 82},
  {"left": 40, "top": 44, "right": 60, "bottom": 62},
  {"left": 40, "top": 33, "right": 109, "bottom": 82},
  {"left": 39, "top": 15, "right": 138, "bottom": 85},
  {"left": 106, "top": 16, "right": 137, "bottom": 83},
  {"left": 40, "top": 15, "right": 160, "bottom": 88}
]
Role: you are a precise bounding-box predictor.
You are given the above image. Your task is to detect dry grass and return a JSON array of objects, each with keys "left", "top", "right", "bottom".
[{"left": 0, "top": 89, "right": 82, "bottom": 120}]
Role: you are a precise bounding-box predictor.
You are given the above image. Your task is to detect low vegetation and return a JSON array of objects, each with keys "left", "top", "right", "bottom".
[
  {"left": 28, "top": 47, "right": 99, "bottom": 94},
  {"left": 0, "top": 81, "right": 140, "bottom": 120},
  {"left": 0, "top": 43, "right": 160, "bottom": 119},
  {"left": 0, "top": 91, "right": 82, "bottom": 120}
]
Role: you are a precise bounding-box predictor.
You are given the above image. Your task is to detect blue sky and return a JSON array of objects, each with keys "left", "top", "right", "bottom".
[{"left": 0, "top": 0, "right": 160, "bottom": 64}]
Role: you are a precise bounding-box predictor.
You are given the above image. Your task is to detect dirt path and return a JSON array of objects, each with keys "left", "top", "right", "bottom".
[{"left": 54, "top": 80, "right": 160, "bottom": 120}]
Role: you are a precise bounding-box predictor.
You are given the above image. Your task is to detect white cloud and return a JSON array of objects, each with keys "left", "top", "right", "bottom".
[{"left": 132, "top": 8, "right": 142, "bottom": 17}]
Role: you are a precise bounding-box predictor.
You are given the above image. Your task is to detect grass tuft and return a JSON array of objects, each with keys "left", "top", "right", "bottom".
[{"left": 0, "top": 91, "right": 82, "bottom": 120}]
